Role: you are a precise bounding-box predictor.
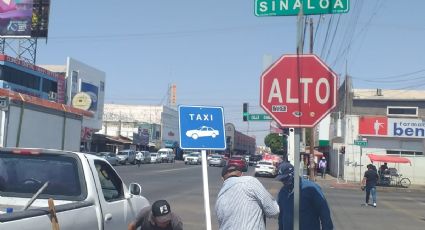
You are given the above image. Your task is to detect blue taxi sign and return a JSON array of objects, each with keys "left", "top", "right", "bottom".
[{"left": 179, "top": 105, "right": 226, "bottom": 150}]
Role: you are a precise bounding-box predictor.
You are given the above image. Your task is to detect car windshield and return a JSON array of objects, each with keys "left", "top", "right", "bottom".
[
  {"left": 117, "top": 152, "right": 128, "bottom": 156},
  {"left": 211, "top": 156, "right": 222, "bottom": 159},
  {"left": 189, "top": 153, "right": 200, "bottom": 157},
  {"left": 151, "top": 153, "right": 157, "bottom": 157},
  {"left": 258, "top": 161, "right": 273, "bottom": 165}
]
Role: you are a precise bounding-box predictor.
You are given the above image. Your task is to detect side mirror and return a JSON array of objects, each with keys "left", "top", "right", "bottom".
[{"left": 129, "top": 183, "right": 142, "bottom": 196}]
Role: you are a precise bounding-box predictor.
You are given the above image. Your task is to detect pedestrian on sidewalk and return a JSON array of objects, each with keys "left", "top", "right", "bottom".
[
  {"left": 319, "top": 157, "right": 327, "bottom": 179},
  {"left": 277, "top": 162, "right": 333, "bottom": 230},
  {"left": 361, "top": 164, "right": 379, "bottom": 207},
  {"left": 215, "top": 164, "right": 279, "bottom": 230},
  {"left": 128, "top": 200, "right": 183, "bottom": 230}
]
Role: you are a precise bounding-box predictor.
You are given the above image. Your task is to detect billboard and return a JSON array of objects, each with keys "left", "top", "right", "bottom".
[
  {"left": 80, "top": 82, "right": 98, "bottom": 112},
  {"left": 359, "top": 116, "right": 425, "bottom": 139},
  {"left": 0, "top": 0, "right": 50, "bottom": 38}
]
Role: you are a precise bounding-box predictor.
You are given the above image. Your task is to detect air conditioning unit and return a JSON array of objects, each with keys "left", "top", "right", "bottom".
[{"left": 48, "top": 91, "right": 57, "bottom": 101}]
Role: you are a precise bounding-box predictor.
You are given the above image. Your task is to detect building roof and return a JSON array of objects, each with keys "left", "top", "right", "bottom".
[
  {"left": 353, "top": 89, "right": 425, "bottom": 100},
  {"left": 39, "top": 65, "right": 67, "bottom": 73},
  {"left": 0, "top": 88, "right": 93, "bottom": 117}
]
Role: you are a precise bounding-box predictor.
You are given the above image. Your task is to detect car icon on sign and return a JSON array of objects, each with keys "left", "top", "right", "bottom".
[{"left": 186, "top": 126, "right": 219, "bottom": 140}]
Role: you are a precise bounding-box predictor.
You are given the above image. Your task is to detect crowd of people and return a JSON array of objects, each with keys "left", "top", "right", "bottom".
[{"left": 128, "top": 161, "right": 334, "bottom": 230}]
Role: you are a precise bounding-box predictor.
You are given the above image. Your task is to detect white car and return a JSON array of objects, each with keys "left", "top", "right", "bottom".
[
  {"left": 255, "top": 161, "right": 278, "bottom": 177},
  {"left": 186, "top": 126, "right": 219, "bottom": 140},
  {"left": 150, "top": 153, "right": 161, "bottom": 163},
  {"left": 185, "top": 152, "right": 202, "bottom": 165}
]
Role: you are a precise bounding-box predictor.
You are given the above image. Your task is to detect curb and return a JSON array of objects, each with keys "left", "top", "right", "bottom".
[{"left": 318, "top": 180, "right": 425, "bottom": 193}]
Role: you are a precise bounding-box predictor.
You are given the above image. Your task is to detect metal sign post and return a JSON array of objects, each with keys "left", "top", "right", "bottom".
[
  {"left": 293, "top": 128, "right": 301, "bottom": 230},
  {"left": 201, "top": 149, "right": 212, "bottom": 230}
]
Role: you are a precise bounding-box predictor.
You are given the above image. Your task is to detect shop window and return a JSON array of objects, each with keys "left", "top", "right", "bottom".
[{"left": 387, "top": 150, "right": 423, "bottom": 156}]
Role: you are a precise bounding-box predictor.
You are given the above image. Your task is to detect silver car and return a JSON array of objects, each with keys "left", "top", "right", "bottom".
[
  {"left": 97, "top": 152, "right": 119, "bottom": 166},
  {"left": 208, "top": 155, "right": 225, "bottom": 167},
  {"left": 116, "top": 149, "right": 136, "bottom": 165}
]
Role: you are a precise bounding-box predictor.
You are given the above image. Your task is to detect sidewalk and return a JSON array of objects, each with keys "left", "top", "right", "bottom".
[{"left": 314, "top": 173, "right": 425, "bottom": 193}]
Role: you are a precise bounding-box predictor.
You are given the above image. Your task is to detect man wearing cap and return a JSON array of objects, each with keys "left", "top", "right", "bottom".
[
  {"left": 128, "top": 200, "right": 183, "bottom": 230},
  {"left": 215, "top": 164, "right": 279, "bottom": 230},
  {"left": 277, "top": 162, "right": 333, "bottom": 230},
  {"left": 318, "top": 157, "right": 327, "bottom": 178}
]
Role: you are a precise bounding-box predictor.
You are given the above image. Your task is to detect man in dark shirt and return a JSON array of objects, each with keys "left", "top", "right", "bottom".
[
  {"left": 362, "top": 164, "right": 379, "bottom": 207},
  {"left": 128, "top": 200, "right": 183, "bottom": 230},
  {"left": 277, "top": 162, "right": 333, "bottom": 230}
]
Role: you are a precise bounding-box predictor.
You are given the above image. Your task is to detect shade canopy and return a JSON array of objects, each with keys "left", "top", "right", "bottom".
[{"left": 367, "top": 154, "right": 411, "bottom": 165}]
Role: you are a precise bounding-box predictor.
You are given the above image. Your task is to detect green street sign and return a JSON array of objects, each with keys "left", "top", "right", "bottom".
[
  {"left": 255, "top": 0, "right": 350, "bottom": 16},
  {"left": 354, "top": 140, "right": 368, "bottom": 147},
  {"left": 248, "top": 113, "right": 273, "bottom": 121}
]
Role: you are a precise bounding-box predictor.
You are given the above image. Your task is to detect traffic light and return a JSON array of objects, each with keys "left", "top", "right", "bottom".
[{"left": 243, "top": 103, "right": 249, "bottom": 121}]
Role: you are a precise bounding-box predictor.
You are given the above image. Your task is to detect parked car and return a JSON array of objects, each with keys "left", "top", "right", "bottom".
[
  {"left": 116, "top": 149, "right": 136, "bottom": 165},
  {"left": 149, "top": 152, "right": 161, "bottom": 163},
  {"left": 158, "top": 148, "right": 175, "bottom": 163},
  {"left": 0, "top": 148, "right": 149, "bottom": 230},
  {"left": 185, "top": 126, "right": 219, "bottom": 139},
  {"left": 255, "top": 161, "right": 278, "bottom": 177},
  {"left": 227, "top": 155, "right": 248, "bottom": 171},
  {"left": 96, "top": 152, "right": 119, "bottom": 166},
  {"left": 185, "top": 152, "right": 202, "bottom": 165},
  {"left": 208, "top": 154, "right": 226, "bottom": 167}
]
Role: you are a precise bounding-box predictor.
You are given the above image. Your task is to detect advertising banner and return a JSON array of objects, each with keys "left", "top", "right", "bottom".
[
  {"left": 80, "top": 82, "right": 98, "bottom": 112},
  {"left": 359, "top": 116, "right": 425, "bottom": 138},
  {"left": 0, "top": 0, "right": 50, "bottom": 38}
]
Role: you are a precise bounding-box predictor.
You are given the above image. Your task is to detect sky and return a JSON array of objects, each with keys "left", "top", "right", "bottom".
[{"left": 29, "top": 0, "right": 425, "bottom": 146}]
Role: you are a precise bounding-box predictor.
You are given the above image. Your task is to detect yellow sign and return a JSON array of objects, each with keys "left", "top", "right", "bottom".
[{"left": 72, "top": 92, "right": 92, "bottom": 110}]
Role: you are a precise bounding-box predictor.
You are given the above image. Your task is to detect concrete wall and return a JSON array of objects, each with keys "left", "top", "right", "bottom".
[{"left": 4, "top": 103, "right": 82, "bottom": 151}]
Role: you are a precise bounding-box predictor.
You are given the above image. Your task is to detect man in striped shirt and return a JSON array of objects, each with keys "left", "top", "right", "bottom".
[{"left": 215, "top": 164, "right": 279, "bottom": 230}]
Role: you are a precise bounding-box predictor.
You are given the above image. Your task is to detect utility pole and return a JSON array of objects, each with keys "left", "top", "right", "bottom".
[{"left": 308, "top": 17, "right": 316, "bottom": 181}]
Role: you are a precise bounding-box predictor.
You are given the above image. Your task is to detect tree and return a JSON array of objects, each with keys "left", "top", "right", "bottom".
[{"left": 264, "top": 133, "right": 283, "bottom": 155}]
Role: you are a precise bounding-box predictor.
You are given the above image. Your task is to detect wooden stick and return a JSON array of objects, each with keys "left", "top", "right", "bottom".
[{"left": 48, "top": 198, "right": 60, "bottom": 230}]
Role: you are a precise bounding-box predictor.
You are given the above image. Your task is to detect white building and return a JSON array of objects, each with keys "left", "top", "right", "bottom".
[
  {"left": 99, "top": 104, "right": 179, "bottom": 149},
  {"left": 329, "top": 82, "right": 425, "bottom": 185}
]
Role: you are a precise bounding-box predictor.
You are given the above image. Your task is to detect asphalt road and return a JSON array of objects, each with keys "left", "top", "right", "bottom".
[
  {"left": 115, "top": 161, "right": 425, "bottom": 230},
  {"left": 115, "top": 161, "right": 280, "bottom": 230}
]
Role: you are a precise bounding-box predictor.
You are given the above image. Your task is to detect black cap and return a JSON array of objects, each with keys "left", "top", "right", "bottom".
[
  {"left": 276, "top": 162, "right": 294, "bottom": 183},
  {"left": 221, "top": 164, "right": 242, "bottom": 177},
  {"left": 151, "top": 200, "right": 172, "bottom": 223}
]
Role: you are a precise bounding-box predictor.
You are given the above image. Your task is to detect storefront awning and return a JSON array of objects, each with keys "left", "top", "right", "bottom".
[{"left": 367, "top": 154, "right": 411, "bottom": 165}]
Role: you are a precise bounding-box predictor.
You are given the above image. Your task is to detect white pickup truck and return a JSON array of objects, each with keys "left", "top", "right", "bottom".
[{"left": 0, "top": 148, "right": 150, "bottom": 230}]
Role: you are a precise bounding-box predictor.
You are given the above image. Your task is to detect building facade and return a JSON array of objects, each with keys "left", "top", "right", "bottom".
[
  {"left": 42, "top": 58, "right": 106, "bottom": 151},
  {"left": 99, "top": 104, "right": 179, "bottom": 149},
  {"left": 329, "top": 81, "right": 425, "bottom": 184},
  {"left": 225, "top": 123, "right": 256, "bottom": 155}
]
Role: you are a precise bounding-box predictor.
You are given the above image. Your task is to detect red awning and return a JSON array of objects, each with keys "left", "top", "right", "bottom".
[{"left": 367, "top": 154, "right": 411, "bottom": 165}]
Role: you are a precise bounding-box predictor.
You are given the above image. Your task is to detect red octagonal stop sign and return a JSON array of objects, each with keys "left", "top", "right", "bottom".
[{"left": 260, "top": 54, "right": 337, "bottom": 128}]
